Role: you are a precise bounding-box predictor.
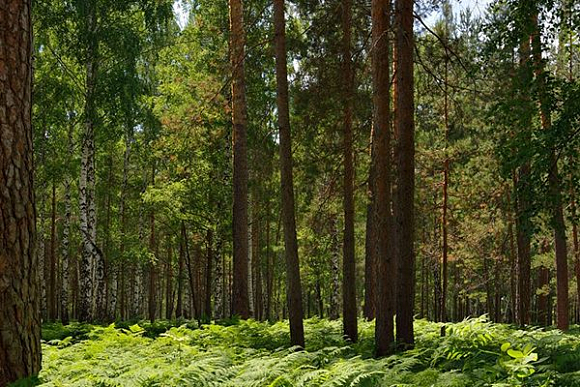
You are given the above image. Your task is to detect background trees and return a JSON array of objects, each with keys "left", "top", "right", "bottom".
[{"left": 23, "top": 0, "right": 580, "bottom": 365}]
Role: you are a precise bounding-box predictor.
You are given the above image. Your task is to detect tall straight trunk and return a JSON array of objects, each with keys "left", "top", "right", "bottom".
[
  {"left": 177, "top": 226, "right": 186, "bottom": 318},
  {"left": 531, "top": 12, "right": 569, "bottom": 330},
  {"left": 252, "top": 204, "right": 263, "bottom": 320},
  {"left": 49, "top": 183, "right": 57, "bottom": 321},
  {"left": 213, "top": 234, "right": 224, "bottom": 319},
  {"left": 183, "top": 223, "right": 198, "bottom": 318},
  {"left": 205, "top": 229, "right": 213, "bottom": 318},
  {"left": 394, "top": 0, "right": 415, "bottom": 347},
  {"left": 341, "top": 0, "right": 358, "bottom": 343},
  {"left": 148, "top": 164, "right": 157, "bottom": 323},
  {"left": 330, "top": 215, "right": 340, "bottom": 320},
  {"left": 265, "top": 200, "right": 273, "bottom": 321},
  {"left": 508, "top": 214, "right": 517, "bottom": 323},
  {"left": 119, "top": 122, "right": 132, "bottom": 321},
  {"left": 440, "top": 48, "right": 450, "bottom": 324},
  {"left": 248, "top": 216, "right": 254, "bottom": 316},
  {"left": 515, "top": 33, "right": 533, "bottom": 326},
  {"left": 61, "top": 162, "right": 72, "bottom": 324},
  {"left": 0, "top": 0, "right": 42, "bottom": 381},
  {"left": 79, "top": 0, "right": 99, "bottom": 322},
  {"left": 573, "top": 193, "right": 580, "bottom": 323},
  {"left": 567, "top": 3, "right": 580, "bottom": 323},
  {"left": 273, "top": 0, "right": 305, "bottom": 347},
  {"left": 38, "top": 187, "right": 47, "bottom": 320},
  {"left": 364, "top": 203, "right": 376, "bottom": 320},
  {"left": 371, "top": 0, "right": 395, "bottom": 357},
  {"left": 166, "top": 241, "right": 174, "bottom": 319},
  {"left": 494, "top": 256, "right": 502, "bottom": 323},
  {"left": 229, "top": 0, "right": 250, "bottom": 319},
  {"left": 100, "top": 156, "right": 113, "bottom": 321}
]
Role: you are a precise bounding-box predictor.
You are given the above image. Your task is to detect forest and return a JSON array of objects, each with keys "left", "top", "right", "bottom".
[{"left": 2, "top": 0, "right": 580, "bottom": 385}]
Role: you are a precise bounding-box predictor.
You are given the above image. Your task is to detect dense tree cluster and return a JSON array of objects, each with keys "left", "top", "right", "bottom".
[{"left": 2, "top": 0, "right": 580, "bottom": 383}]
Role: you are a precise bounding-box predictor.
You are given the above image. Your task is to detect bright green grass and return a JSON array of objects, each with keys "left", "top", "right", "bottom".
[{"left": 27, "top": 317, "right": 580, "bottom": 386}]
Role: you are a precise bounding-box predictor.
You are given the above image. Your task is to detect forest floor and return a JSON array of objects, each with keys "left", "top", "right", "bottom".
[{"left": 21, "top": 317, "right": 580, "bottom": 386}]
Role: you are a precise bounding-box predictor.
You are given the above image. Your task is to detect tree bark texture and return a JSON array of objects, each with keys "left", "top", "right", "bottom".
[
  {"left": 0, "top": 0, "right": 42, "bottom": 382},
  {"left": 229, "top": 0, "right": 250, "bottom": 319},
  {"left": 79, "top": 0, "right": 99, "bottom": 322},
  {"left": 371, "top": 0, "right": 395, "bottom": 357},
  {"left": 274, "top": 0, "right": 305, "bottom": 347},
  {"left": 394, "top": 0, "right": 415, "bottom": 347},
  {"left": 341, "top": 0, "right": 358, "bottom": 343}
]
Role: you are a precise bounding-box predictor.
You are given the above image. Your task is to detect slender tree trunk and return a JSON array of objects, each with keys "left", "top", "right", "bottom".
[
  {"left": 573, "top": 193, "right": 580, "bottom": 323},
  {"left": 441, "top": 48, "right": 450, "bottom": 324},
  {"left": 61, "top": 158, "right": 72, "bottom": 324},
  {"left": 101, "top": 156, "right": 114, "bottom": 321},
  {"left": 183, "top": 224, "right": 198, "bottom": 318},
  {"left": 394, "top": 0, "right": 415, "bottom": 347},
  {"left": 166, "top": 241, "right": 174, "bottom": 319},
  {"left": 273, "top": 0, "right": 305, "bottom": 347},
  {"left": 330, "top": 215, "right": 340, "bottom": 320},
  {"left": 531, "top": 12, "right": 569, "bottom": 330},
  {"left": 38, "top": 187, "right": 47, "bottom": 320},
  {"left": 213, "top": 234, "right": 224, "bottom": 319},
  {"left": 205, "top": 229, "right": 213, "bottom": 319},
  {"left": 79, "top": 0, "right": 99, "bottom": 322},
  {"left": 229, "top": 0, "right": 250, "bottom": 319},
  {"left": 119, "top": 122, "right": 132, "bottom": 321},
  {"left": 341, "top": 0, "right": 358, "bottom": 342},
  {"left": 177, "top": 226, "right": 186, "bottom": 318},
  {"left": 371, "top": 0, "right": 395, "bottom": 357},
  {"left": 148, "top": 164, "right": 157, "bottom": 323},
  {"left": 265, "top": 200, "right": 273, "bottom": 321},
  {"left": 364, "top": 203, "right": 376, "bottom": 320},
  {"left": 0, "top": 0, "right": 42, "bottom": 380},
  {"left": 252, "top": 204, "right": 263, "bottom": 320},
  {"left": 49, "top": 183, "right": 57, "bottom": 321}
]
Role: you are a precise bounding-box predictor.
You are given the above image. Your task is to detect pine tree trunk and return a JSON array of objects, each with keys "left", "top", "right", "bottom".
[
  {"left": 183, "top": 223, "right": 198, "bottom": 318},
  {"left": 177, "top": 225, "right": 186, "bottom": 318},
  {"left": 372, "top": 0, "right": 395, "bottom": 357},
  {"left": 265, "top": 200, "right": 273, "bottom": 321},
  {"left": 229, "top": 0, "right": 250, "bottom": 319},
  {"left": 394, "top": 0, "right": 415, "bottom": 347},
  {"left": 38, "top": 187, "right": 47, "bottom": 320},
  {"left": 205, "top": 229, "right": 213, "bottom": 319},
  {"left": 274, "top": 0, "right": 305, "bottom": 347},
  {"left": 341, "top": 0, "right": 358, "bottom": 343},
  {"left": 166, "top": 241, "right": 174, "bottom": 319},
  {"left": 441, "top": 54, "right": 450, "bottom": 324},
  {"left": 252, "top": 204, "right": 263, "bottom": 320},
  {"left": 364, "top": 203, "right": 376, "bottom": 320},
  {"left": 531, "top": 11, "right": 569, "bottom": 331},
  {"left": 330, "top": 215, "right": 340, "bottom": 320},
  {"left": 0, "top": 0, "right": 42, "bottom": 380}
]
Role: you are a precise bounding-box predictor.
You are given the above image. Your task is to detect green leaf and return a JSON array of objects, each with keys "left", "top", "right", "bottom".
[{"left": 507, "top": 349, "right": 524, "bottom": 359}]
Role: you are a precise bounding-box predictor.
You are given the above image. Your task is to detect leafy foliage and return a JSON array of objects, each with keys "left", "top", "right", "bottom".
[{"left": 33, "top": 316, "right": 580, "bottom": 387}]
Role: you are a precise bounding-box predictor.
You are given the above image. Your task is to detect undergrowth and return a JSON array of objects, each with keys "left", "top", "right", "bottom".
[{"left": 27, "top": 316, "right": 580, "bottom": 386}]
